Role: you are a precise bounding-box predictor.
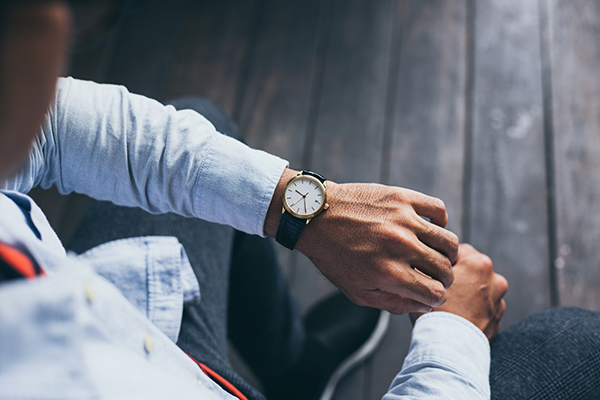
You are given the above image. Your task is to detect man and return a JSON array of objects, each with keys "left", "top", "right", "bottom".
[
  {"left": 0, "top": 2, "right": 457, "bottom": 398},
  {"left": 0, "top": 2, "right": 599, "bottom": 400}
]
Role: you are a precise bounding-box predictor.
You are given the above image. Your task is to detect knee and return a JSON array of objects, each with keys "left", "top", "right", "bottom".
[
  {"left": 534, "top": 306, "right": 600, "bottom": 329},
  {"left": 493, "top": 306, "right": 600, "bottom": 350}
]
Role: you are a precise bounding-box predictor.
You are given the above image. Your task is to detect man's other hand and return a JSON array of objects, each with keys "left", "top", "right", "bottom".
[{"left": 411, "top": 243, "right": 509, "bottom": 341}]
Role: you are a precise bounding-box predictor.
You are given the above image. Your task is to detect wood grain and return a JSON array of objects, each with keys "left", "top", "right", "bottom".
[
  {"left": 548, "top": 0, "right": 600, "bottom": 310},
  {"left": 164, "top": 0, "right": 263, "bottom": 113},
  {"left": 467, "top": 0, "right": 551, "bottom": 327},
  {"left": 310, "top": 0, "right": 395, "bottom": 184},
  {"left": 103, "top": 0, "right": 189, "bottom": 100}
]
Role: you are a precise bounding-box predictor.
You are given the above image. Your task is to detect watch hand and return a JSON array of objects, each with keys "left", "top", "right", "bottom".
[
  {"left": 291, "top": 196, "right": 304, "bottom": 207},
  {"left": 296, "top": 190, "right": 308, "bottom": 198},
  {"left": 303, "top": 196, "right": 307, "bottom": 213}
]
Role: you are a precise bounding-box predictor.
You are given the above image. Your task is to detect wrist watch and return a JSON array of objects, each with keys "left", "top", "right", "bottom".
[{"left": 276, "top": 170, "right": 329, "bottom": 250}]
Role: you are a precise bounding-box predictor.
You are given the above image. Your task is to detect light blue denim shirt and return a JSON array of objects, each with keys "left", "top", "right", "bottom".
[{"left": 0, "top": 78, "right": 490, "bottom": 399}]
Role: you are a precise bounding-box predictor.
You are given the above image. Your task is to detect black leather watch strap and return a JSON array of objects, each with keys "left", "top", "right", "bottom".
[
  {"left": 276, "top": 210, "right": 307, "bottom": 250},
  {"left": 301, "top": 170, "right": 326, "bottom": 183}
]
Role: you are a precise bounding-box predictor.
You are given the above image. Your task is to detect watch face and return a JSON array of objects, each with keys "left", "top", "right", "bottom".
[{"left": 283, "top": 175, "right": 327, "bottom": 218}]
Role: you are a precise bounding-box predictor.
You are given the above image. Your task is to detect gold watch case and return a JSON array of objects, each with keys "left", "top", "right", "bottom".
[{"left": 282, "top": 173, "right": 329, "bottom": 220}]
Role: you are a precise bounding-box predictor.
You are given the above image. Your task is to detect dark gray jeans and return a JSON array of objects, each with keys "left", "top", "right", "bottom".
[
  {"left": 68, "top": 97, "right": 600, "bottom": 400},
  {"left": 490, "top": 306, "right": 600, "bottom": 399}
]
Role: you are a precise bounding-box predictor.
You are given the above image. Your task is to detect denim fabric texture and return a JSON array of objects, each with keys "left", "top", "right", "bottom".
[
  {"left": 384, "top": 312, "right": 491, "bottom": 399},
  {"left": 2, "top": 77, "right": 289, "bottom": 237},
  {"left": 490, "top": 307, "right": 600, "bottom": 400}
]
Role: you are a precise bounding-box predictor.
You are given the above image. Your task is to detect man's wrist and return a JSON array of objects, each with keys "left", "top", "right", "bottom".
[
  {"left": 291, "top": 177, "right": 338, "bottom": 254},
  {"left": 264, "top": 168, "right": 337, "bottom": 253}
]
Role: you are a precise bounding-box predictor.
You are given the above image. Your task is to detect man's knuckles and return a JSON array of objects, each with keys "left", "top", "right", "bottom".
[
  {"left": 460, "top": 251, "right": 493, "bottom": 274},
  {"left": 457, "top": 243, "right": 476, "bottom": 257},
  {"left": 428, "top": 197, "right": 448, "bottom": 223},
  {"left": 385, "top": 228, "right": 421, "bottom": 254}
]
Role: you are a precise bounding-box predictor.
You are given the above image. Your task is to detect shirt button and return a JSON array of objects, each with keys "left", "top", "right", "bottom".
[
  {"left": 144, "top": 333, "right": 155, "bottom": 353},
  {"left": 197, "top": 379, "right": 204, "bottom": 387},
  {"left": 84, "top": 282, "right": 96, "bottom": 303}
]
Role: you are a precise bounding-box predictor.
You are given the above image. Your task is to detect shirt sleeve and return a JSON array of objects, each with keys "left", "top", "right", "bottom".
[
  {"left": 3, "top": 77, "right": 288, "bottom": 237},
  {"left": 383, "top": 312, "right": 491, "bottom": 400}
]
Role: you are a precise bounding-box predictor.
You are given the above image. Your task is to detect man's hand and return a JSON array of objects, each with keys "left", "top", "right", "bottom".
[
  {"left": 411, "top": 244, "right": 508, "bottom": 341},
  {"left": 265, "top": 169, "right": 459, "bottom": 314}
]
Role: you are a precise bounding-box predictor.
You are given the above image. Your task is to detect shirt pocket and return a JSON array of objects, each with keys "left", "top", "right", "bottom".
[{"left": 75, "top": 236, "right": 199, "bottom": 342}]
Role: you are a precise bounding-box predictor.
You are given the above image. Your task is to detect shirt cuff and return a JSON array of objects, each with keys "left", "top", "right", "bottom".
[
  {"left": 386, "top": 312, "right": 490, "bottom": 399},
  {"left": 193, "top": 133, "right": 289, "bottom": 237},
  {"left": 409, "top": 312, "right": 490, "bottom": 375}
]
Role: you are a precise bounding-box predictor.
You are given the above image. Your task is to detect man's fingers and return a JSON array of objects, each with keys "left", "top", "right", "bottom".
[
  {"left": 493, "top": 273, "right": 509, "bottom": 299},
  {"left": 408, "top": 191, "right": 449, "bottom": 228},
  {"left": 485, "top": 299, "right": 507, "bottom": 341},
  {"left": 357, "top": 289, "right": 433, "bottom": 315},
  {"left": 496, "top": 298, "right": 507, "bottom": 320},
  {"left": 410, "top": 243, "right": 454, "bottom": 289},
  {"left": 484, "top": 318, "right": 502, "bottom": 341},
  {"left": 378, "top": 266, "right": 448, "bottom": 308},
  {"left": 493, "top": 275, "right": 508, "bottom": 321},
  {"left": 387, "top": 220, "right": 456, "bottom": 287},
  {"left": 414, "top": 220, "right": 459, "bottom": 265}
]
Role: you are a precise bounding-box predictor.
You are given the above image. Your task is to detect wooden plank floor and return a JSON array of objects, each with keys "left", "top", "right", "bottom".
[{"left": 29, "top": 0, "right": 600, "bottom": 398}]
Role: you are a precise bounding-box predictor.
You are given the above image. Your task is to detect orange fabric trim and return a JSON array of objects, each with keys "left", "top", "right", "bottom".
[
  {"left": 186, "top": 354, "right": 248, "bottom": 400},
  {"left": 0, "top": 243, "right": 41, "bottom": 279}
]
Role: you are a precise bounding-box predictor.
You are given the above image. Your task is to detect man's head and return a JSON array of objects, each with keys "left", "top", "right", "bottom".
[{"left": 0, "top": 1, "right": 71, "bottom": 182}]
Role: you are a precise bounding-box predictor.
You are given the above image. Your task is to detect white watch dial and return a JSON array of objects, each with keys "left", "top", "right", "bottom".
[{"left": 284, "top": 176, "right": 326, "bottom": 218}]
